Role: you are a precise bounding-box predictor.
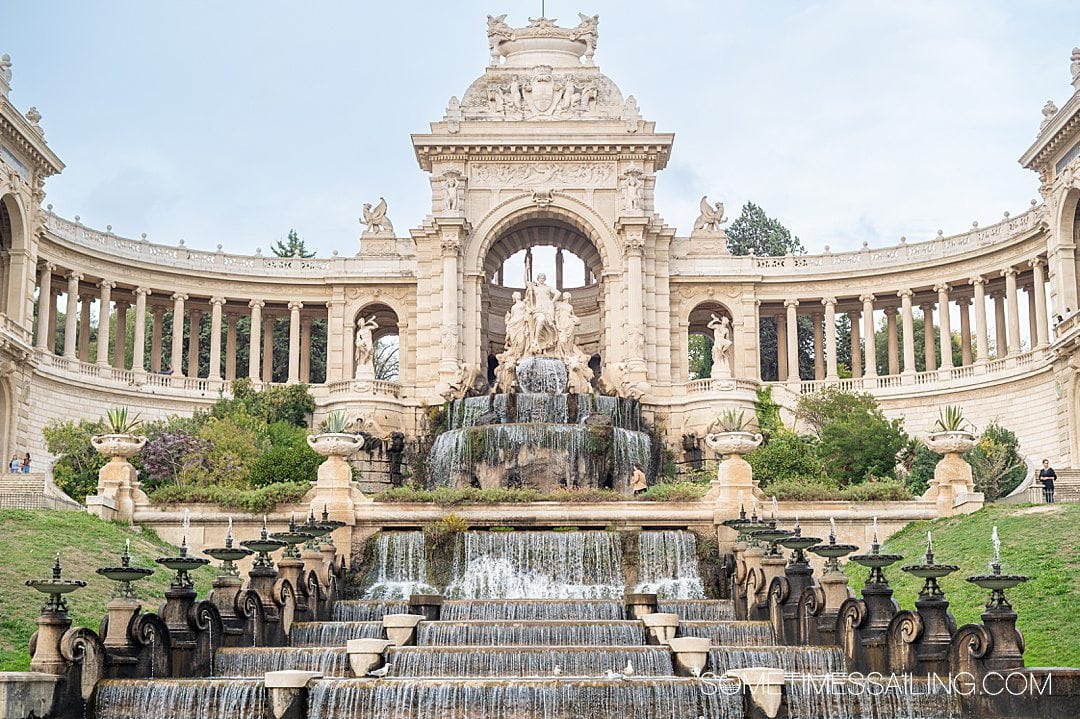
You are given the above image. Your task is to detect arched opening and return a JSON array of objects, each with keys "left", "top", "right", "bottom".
[
  {"left": 480, "top": 215, "right": 605, "bottom": 375},
  {"left": 0, "top": 195, "right": 18, "bottom": 318},
  {"left": 687, "top": 301, "right": 733, "bottom": 380},
  {"left": 352, "top": 303, "right": 400, "bottom": 381}
]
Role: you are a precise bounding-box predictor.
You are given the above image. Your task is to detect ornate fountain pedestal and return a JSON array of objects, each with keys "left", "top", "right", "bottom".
[
  {"left": 305, "top": 433, "right": 370, "bottom": 524},
  {"left": 922, "top": 431, "right": 984, "bottom": 515},
  {"left": 703, "top": 431, "right": 763, "bottom": 508},
  {"left": 87, "top": 433, "right": 148, "bottom": 524}
]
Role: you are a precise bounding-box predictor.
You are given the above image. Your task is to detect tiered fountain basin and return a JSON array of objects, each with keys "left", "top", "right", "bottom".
[
  {"left": 429, "top": 393, "right": 652, "bottom": 492},
  {"left": 385, "top": 644, "right": 675, "bottom": 677}
]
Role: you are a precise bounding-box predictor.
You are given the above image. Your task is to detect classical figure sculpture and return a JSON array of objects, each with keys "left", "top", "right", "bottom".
[
  {"left": 555, "top": 292, "right": 581, "bottom": 357},
  {"left": 361, "top": 197, "right": 394, "bottom": 234},
  {"left": 525, "top": 273, "right": 561, "bottom": 355},
  {"left": 694, "top": 196, "right": 726, "bottom": 233},
  {"left": 443, "top": 172, "right": 461, "bottom": 211},
  {"left": 707, "top": 313, "right": 732, "bottom": 378},
  {"left": 621, "top": 170, "right": 643, "bottom": 211},
  {"left": 504, "top": 291, "right": 530, "bottom": 358},
  {"left": 354, "top": 316, "right": 378, "bottom": 379},
  {"left": 565, "top": 349, "right": 595, "bottom": 394}
]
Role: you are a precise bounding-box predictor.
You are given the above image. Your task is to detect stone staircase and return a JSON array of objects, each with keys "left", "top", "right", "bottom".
[
  {"left": 1007, "top": 468, "right": 1080, "bottom": 503},
  {"left": 0, "top": 471, "right": 83, "bottom": 510}
]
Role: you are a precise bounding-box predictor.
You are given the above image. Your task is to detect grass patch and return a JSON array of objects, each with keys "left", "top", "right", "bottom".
[
  {"left": 147, "top": 481, "right": 310, "bottom": 513},
  {"left": 0, "top": 510, "right": 218, "bottom": 671},
  {"left": 844, "top": 503, "right": 1080, "bottom": 668}
]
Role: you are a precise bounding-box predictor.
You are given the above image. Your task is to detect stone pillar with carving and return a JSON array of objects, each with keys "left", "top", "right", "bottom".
[
  {"left": 208, "top": 296, "right": 226, "bottom": 380},
  {"left": 970, "top": 277, "right": 989, "bottom": 363},
  {"left": 1031, "top": 257, "right": 1049, "bottom": 347},
  {"left": 822, "top": 297, "right": 838, "bottom": 380},
  {"left": 35, "top": 262, "right": 54, "bottom": 350},
  {"left": 1003, "top": 268, "right": 1022, "bottom": 356},
  {"left": 95, "top": 281, "right": 114, "bottom": 367},
  {"left": 248, "top": 299, "right": 264, "bottom": 382},
  {"left": 435, "top": 217, "right": 469, "bottom": 397},
  {"left": 131, "top": 287, "right": 151, "bottom": 375},
  {"left": 287, "top": 301, "right": 303, "bottom": 384}
]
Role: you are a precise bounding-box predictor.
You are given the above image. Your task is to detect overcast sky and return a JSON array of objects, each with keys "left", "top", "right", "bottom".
[{"left": 4, "top": 1, "right": 1078, "bottom": 257}]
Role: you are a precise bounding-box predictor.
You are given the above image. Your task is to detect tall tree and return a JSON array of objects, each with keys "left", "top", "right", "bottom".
[
  {"left": 272, "top": 229, "right": 315, "bottom": 258},
  {"left": 725, "top": 202, "right": 806, "bottom": 257}
]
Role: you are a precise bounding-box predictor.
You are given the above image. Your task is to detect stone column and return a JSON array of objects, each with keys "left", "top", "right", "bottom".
[
  {"left": 131, "top": 288, "right": 150, "bottom": 374},
  {"left": 1031, "top": 257, "right": 1049, "bottom": 348},
  {"left": 436, "top": 219, "right": 470, "bottom": 392},
  {"left": 774, "top": 313, "right": 788, "bottom": 381},
  {"left": 811, "top": 312, "right": 824, "bottom": 380},
  {"left": 208, "top": 297, "right": 226, "bottom": 380},
  {"left": 187, "top": 309, "right": 202, "bottom": 378},
  {"left": 46, "top": 289, "right": 59, "bottom": 353},
  {"left": 262, "top": 315, "right": 274, "bottom": 381},
  {"left": 970, "top": 277, "right": 989, "bottom": 363},
  {"left": 822, "top": 297, "right": 838, "bottom": 380},
  {"left": 898, "top": 289, "right": 916, "bottom": 375},
  {"left": 848, "top": 310, "right": 862, "bottom": 379},
  {"left": 1027, "top": 287, "right": 1038, "bottom": 352},
  {"left": 78, "top": 295, "right": 91, "bottom": 362},
  {"left": 993, "top": 291, "right": 1007, "bottom": 358},
  {"left": 287, "top": 300, "right": 303, "bottom": 384},
  {"left": 615, "top": 217, "right": 649, "bottom": 393},
  {"left": 300, "top": 316, "right": 313, "bottom": 383},
  {"left": 35, "top": 262, "right": 54, "bottom": 349},
  {"left": 935, "top": 284, "right": 953, "bottom": 369},
  {"left": 151, "top": 305, "right": 164, "bottom": 373},
  {"left": 170, "top": 293, "right": 187, "bottom": 375},
  {"left": 884, "top": 307, "right": 899, "bottom": 375},
  {"left": 248, "top": 300, "right": 264, "bottom": 382},
  {"left": 921, "top": 303, "right": 936, "bottom": 371},
  {"left": 63, "top": 273, "right": 81, "bottom": 359},
  {"left": 555, "top": 248, "right": 564, "bottom": 290},
  {"left": 861, "top": 294, "right": 877, "bottom": 377},
  {"left": 325, "top": 299, "right": 345, "bottom": 383},
  {"left": 958, "top": 298, "right": 972, "bottom": 366},
  {"left": 225, "top": 313, "right": 238, "bottom": 380},
  {"left": 1003, "top": 268, "right": 1021, "bottom": 356},
  {"left": 95, "top": 281, "right": 115, "bottom": 367},
  {"left": 113, "top": 300, "right": 128, "bottom": 369},
  {"left": 784, "top": 299, "right": 799, "bottom": 383}
]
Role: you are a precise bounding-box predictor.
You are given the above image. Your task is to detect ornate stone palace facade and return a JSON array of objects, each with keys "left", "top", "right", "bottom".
[{"left": 2, "top": 20, "right": 1080, "bottom": 470}]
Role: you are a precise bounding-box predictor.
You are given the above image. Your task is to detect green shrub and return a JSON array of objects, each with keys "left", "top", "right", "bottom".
[
  {"left": 765, "top": 476, "right": 842, "bottom": 501},
  {"left": 906, "top": 444, "right": 939, "bottom": 495},
  {"left": 42, "top": 419, "right": 107, "bottom": 503},
  {"left": 636, "top": 482, "right": 708, "bottom": 502},
  {"left": 754, "top": 386, "right": 783, "bottom": 437},
  {"left": 248, "top": 444, "right": 322, "bottom": 487},
  {"left": 147, "top": 481, "right": 309, "bottom": 513},
  {"left": 817, "top": 413, "right": 907, "bottom": 486},
  {"left": 551, "top": 526, "right": 579, "bottom": 532},
  {"left": 967, "top": 423, "right": 1026, "bottom": 499},
  {"left": 746, "top": 430, "right": 823, "bottom": 488},
  {"left": 840, "top": 478, "right": 912, "bottom": 501}
]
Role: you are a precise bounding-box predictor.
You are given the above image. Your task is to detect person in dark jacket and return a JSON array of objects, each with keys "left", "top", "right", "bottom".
[{"left": 1038, "top": 458, "right": 1056, "bottom": 503}]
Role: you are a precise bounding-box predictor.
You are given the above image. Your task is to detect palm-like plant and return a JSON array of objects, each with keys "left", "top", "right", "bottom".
[
  {"left": 934, "top": 405, "right": 972, "bottom": 433},
  {"left": 321, "top": 411, "right": 349, "bottom": 434},
  {"left": 105, "top": 407, "right": 142, "bottom": 434},
  {"left": 714, "top": 409, "right": 750, "bottom": 433}
]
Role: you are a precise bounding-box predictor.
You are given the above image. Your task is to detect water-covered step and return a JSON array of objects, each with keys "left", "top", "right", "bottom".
[
  {"left": 707, "top": 645, "right": 848, "bottom": 674},
  {"left": 657, "top": 599, "right": 734, "bottom": 621},
  {"left": 385, "top": 645, "right": 673, "bottom": 678},
  {"left": 215, "top": 647, "right": 351, "bottom": 677},
  {"left": 332, "top": 600, "right": 408, "bottom": 621},
  {"left": 291, "top": 621, "right": 385, "bottom": 646},
  {"left": 677, "top": 620, "right": 775, "bottom": 645},
  {"left": 786, "top": 676, "right": 961, "bottom": 719},
  {"left": 307, "top": 677, "right": 742, "bottom": 719},
  {"left": 95, "top": 679, "right": 267, "bottom": 719},
  {"left": 634, "top": 530, "right": 707, "bottom": 598},
  {"left": 440, "top": 598, "right": 627, "bottom": 620},
  {"left": 418, "top": 620, "right": 646, "bottom": 646}
]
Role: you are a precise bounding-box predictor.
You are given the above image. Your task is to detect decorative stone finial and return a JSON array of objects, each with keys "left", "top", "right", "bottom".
[
  {"left": 25, "top": 106, "right": 44, "bottom": 136},
  {"left": 0, "top": 54, "right": 11, "bottom": 97},
  {"left": 1041, "top": 99, "right": 1059, "bottom": 131},
  {"left": 1071, "top": 47, "right": 1080, "bottom": 85}
]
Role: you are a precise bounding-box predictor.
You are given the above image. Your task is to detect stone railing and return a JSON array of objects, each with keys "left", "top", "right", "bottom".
[
  {"left": 0, "top": 312, "right": 32, "bottom": 346},
  {"left": 674, "top": 203, "right": 1045, "bottom": 276},
  {"left": 325, "top": 378, "right": 403, "bottom": 398},
  {"left": 43, "top": 212, "right": 417, "bottom": 277},
  {"left": 685, "top": 378, "right": 760, "bottom": 394}
]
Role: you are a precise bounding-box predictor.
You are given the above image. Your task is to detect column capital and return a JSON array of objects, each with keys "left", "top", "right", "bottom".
[
  {"left": 188, "top": 307, "right": 202, "bottom": 317},
  {"left": 897, "top": 288, "right": 914, "bottom": 299},
  {"left": 134, "top": 286, "right": 152, "bottom": 297},
  {"left": 1000, "top": 267, "right": 1019, "bottom": 278},
  {"left": 955, "top": 297, "right": 972, "bottom": 307},
  {"left": 933, "top": 283, "right": 951, "bottom": 294},
  {"left": 883, "top": 306, "right": 898, "bottom": 316},
  {"left": 67, "top": 271, "right": 83, "bottom": 282},
  {"left": 209, "top": 296, "right": 227, "bottom": 307},
  {"left": 114, "top": 298, "right": 130, "bottom": 308},
  {"left": 859, "top": 293, "right": 875, "bottom": 304},
  {"left": 38, "top": 260, "right": 55, "bottom": 272},
  {"left": 821, "top": 296, "right": 836, "bottom": 307},
  {"left": 846, "top": 310, "right": 859, "bottom": 319},
  {"left": 288, "top": 300, "right": 304, "bottom": 311},
  {"left": 248, "top": 298, "right": 265, "bottom": 309},
  {"left": 783, "top": 298, "right": 799, "bottom": 309},
  {"left": 919, "top": 302, "right": 935, "bottom": 311},
  {"left": 968, "top": 275, "right": 986, "bottom": 287},
  {"left": 171, "top": 292, "right": 188, "bottom": 302},
  {"left": 1029, "top": 256, "right": 1046, "bottom": 270},
  {"left": 326, "top": 299, "right": 345, "bottom": 309},
  {"left": 97, "top": 279, "right": 116, "bottom": 290}
]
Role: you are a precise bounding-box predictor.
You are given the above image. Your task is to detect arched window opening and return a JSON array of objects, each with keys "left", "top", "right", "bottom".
[
  {"left": 353, "top": 303, "right": 400, "bottom": 382},
  {"left": 687, "top": 301, "right": 733, "bottom": 380}
]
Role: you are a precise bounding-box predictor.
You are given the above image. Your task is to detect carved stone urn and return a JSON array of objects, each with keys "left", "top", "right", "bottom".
[
  {"left": 703, "top": 431, "right": 764, "bottom": 507},
  {"left": 921, "top": 430, "right": 980, "bottom": 514},
  {"left": 88, "top": 433, "right": 149, "bottom": 524},
  {"left": 304, "top": 433, "right": 370, "bottom": 522}
]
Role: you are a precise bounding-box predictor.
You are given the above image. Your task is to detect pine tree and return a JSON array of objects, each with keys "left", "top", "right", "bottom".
[
  {"left": 272, "top": 229, "right": 315, "bottom": 258},
  {"left": 725, "top": 202, "right": 805, "bottom": 257}
]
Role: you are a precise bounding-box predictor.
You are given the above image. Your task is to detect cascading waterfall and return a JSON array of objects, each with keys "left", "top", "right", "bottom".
[
  {"left": 94, "top": 679, "right": 267, "bottom": 719},
  {"left": 658, "top": 599, "right": 735, "bottom": 620},
  {"left": 785, "top": 675, "right": 961, "bottom": 719},
  {"left": 439, "top": 599, "right": 626, "bottom": 621},
  {"left": 634, "top": 531, "right": 706, "bottom": 599},
  {"left": 332, "top": 600, "right": 407, "bottom": 621},
  {"left": 362, "top": 532, "right": 436, "bottom": 599},
  {"left": 678, "top": 620, "right": 775, "bottom": 645},
  {"left": 612, "top": 427, "right": 653, "bottom": 479},
  {"left": 307, "top": 678, "right": 744, "bottom": 719},
  {"left": 386, "top": 645, "right": 674, "bottom": 677},
  {"left": 445, "top": 531, "right": 625, "bottom": 599},
  {"left": 290, "top": 621, "right": 384, "bottom": 647},
  {"left": 418, "top": 620, "right": 645, "bottom": 646},
  {"left": 707, "top": 645, "right": 848, "bottom": 675},
  {"left": 214, "top": 648, "right": 351, "bottom": 677}
]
